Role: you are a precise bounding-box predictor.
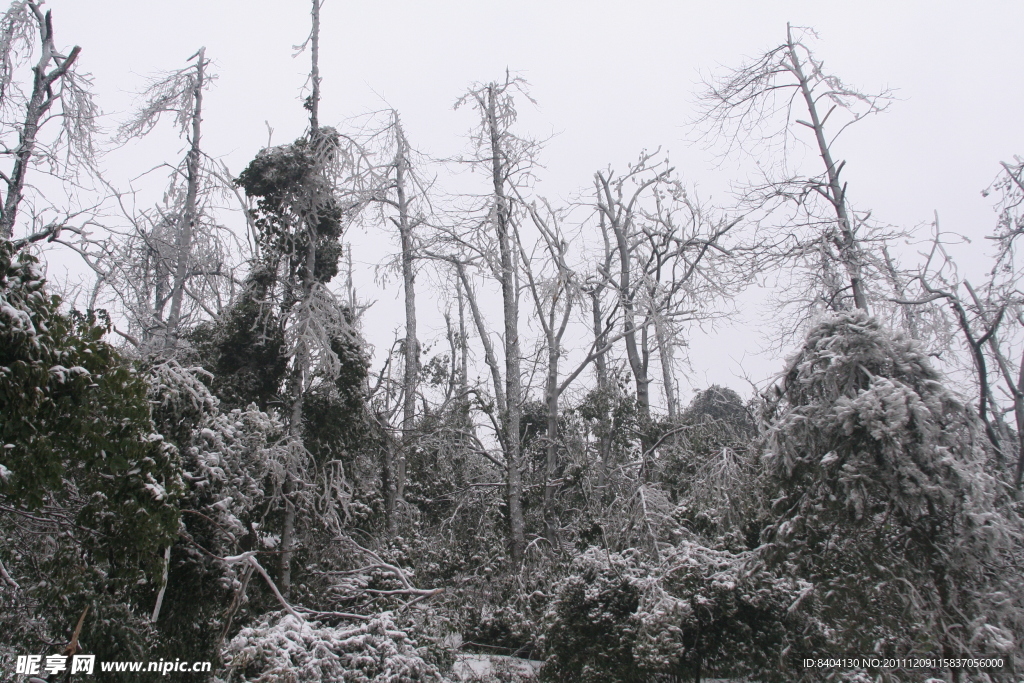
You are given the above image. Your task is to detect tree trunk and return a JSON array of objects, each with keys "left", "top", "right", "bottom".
[
  {"left": 786, "top": 24, "right": 867, "bottom": 312},
  {"left": 458, "top": 278, "right": 469, "bottom": 402},
  {"left": 150, "top": 545, "right": 172, "bottom": 622},
  {"left": 280, "top": 254, "right": 313, "bottom": 599},
  {"left": 280, "top": 0, "right": 322, "bottom": 597},
  {"left": 602, "top": 178, "right": 653, "bottom": 449},
  {"left": 591, "top": 290, "right": 612, "bottom": 498},
  {"left": 543, "top": 333, "right": 560, "bottom": 548},
  {"left": 383, "top": 432, "right": 398, "bottom": 534},
  {"left": 396, "top": 120, "right": 416, "bottom": 511},
  {"left": 653, "top": 311, "right": 677, "bottom": 421},
  {"left": 279, "top": 475, "right": 296, "bottom": 599},
  {"left": 1013, "top": 352, "right": 1024, "bottom": 488},
  {"left": 307, "top": 0, "right": 320, "bottom": 131},
  {"left": 486, "top": 84, "right": 525, "bottom": 567},
  {"left": 164, "top": 48, "right": 205, "bottom": 350}
]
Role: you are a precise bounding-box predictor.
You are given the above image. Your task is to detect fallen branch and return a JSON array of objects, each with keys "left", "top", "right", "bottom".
[{"left": 245, "top": 555, "right": 305, "bottom": 622}]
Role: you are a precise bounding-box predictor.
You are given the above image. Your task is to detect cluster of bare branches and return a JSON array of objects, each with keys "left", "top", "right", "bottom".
[
  {"left": 893, "top": 186, "right": 1024, "bottom": 488},
  {"left": 696, "top": 24, "right": 902, "bottom": 335}
]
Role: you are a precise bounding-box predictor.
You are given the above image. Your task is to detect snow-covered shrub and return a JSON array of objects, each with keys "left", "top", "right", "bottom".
[
  {"left": 761, "top": 311, "right": 1024, "bottom": 674},
  {"left": 541, "top": 544, "right": 812, "bottom": 682},
  {"left": 633, "top": 541, "right": 813, "bottom": 682},
  {"left": 142, "top": 360, "right": 285, "bottom": 675},
  {"left": 145, "top": 359, "right": 283, "bottom": 556},
  {"left": 540, "top": 548, "right": 647, "bottom": 683},
  {"left": 219, "top": 612, "right": 449, "bottom": 682}
]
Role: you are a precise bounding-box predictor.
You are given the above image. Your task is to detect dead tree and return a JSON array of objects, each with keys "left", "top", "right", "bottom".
[
  {"left": 165, "top": 48, "right": 207, "bottom": 349},
  {"left": 595, "top": 155, "right": 666, "bottom": 436},
  {"left": 236, "top": 0, "right": 373, "bottom": 598},
  {"left": 451, "top": 75, "right": 537, "bottom": 566},
  {"left": 697, "top": 24, "right": 895, "bottom": 320},
  {"left": 395, "top": 120, "right": 417, "bottom": 518},
  {"left": 365, "top": 111, "right": 431, "bottom": 532},
  {"left": 965, "top": 282, "right": 1024, "bottom": 488},
  {"left": 518, "top": 197, "right": 645, "bottom": 548},
  {"left": 523, "top": 203, "right": 574, "bottom": 549},
  {"left": 97, "top": 48, "right": 219, "bottom": 353},
  {"left": 975, "top": 158, "right": 1024, "bottom": 487},
  {"left": 279, "top": 0, "right": 323, "bottom": 599},
  {"left": 0, "top": 0, "right": 92, "bottom": 243},
  {"left": 896, "top": 226, "right": 1022, "bottom": 485}
]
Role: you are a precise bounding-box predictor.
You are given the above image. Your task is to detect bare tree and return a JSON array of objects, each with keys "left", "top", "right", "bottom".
[
  {"left": 447, "top": 75, "right": 538, "bottom": 566},
  {"left": 162, "top": 48, "right": 207, "bottom": 349},
  {"left": 595, "top": 155, "right": 665, "bottom": 434},
  {"left": 587, "top": 238, "right": 616, "bottom": 496},
  {"left": 697, "top": 24, "right": 896, "bottom": 324},
  {"left": 279, "top": 0, "right": 322, "bottom": 598},
  {"left": 517, "top": 200, "right": 582, "bottom": 548},
  {"left": 394, "top": 120, "right": 417, "bottom": 518},
  {"left": 85, "top": 47, "right": 230, "bottom": 354},
  {"left": 965, "top": 281, "right": 1024, "bottom": 488},
  {"left": 364, "top": 111, "right": 431, "bottom": 532},
  {"left": 958, "top": 158, "right": 1024, "bottom": 488},
  {"left": 0, "top": 0, "right": 95, "bottom": 245},
  {"left": 594, "top": 152, "right": 740, "bottom": 456},
  {"left": 896, "top": 224, "right": 1024, "bottom": 487}
]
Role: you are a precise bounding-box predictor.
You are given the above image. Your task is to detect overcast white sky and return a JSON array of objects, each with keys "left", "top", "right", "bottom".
[{"left": 40, "top": 0, "right": 1024, "bottom": 400}]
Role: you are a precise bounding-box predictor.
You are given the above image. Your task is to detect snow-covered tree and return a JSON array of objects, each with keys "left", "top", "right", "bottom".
[
  {"left": 541, "top": 544, "right": 811, "bottom": 683},
  {"left": 0, "top": 241, "right": 184, "bottom": 675},
  {"left": 143, "top": 359, "right": 284, "bottom": 671},
  {"left": 91, "top": 47, "right": 239, "bottom": 355},
  {"left": 760, "top": 311, "right": 1024, "bottom": 678},
  {"left": 232, "top": 126, "right": 371, "bottom": 599},
  {"left": 658, "top": 386, "right": 760, "bottom": 547},
  {"left": 0, "top": 0, "right": 95, "bottom": 245}
]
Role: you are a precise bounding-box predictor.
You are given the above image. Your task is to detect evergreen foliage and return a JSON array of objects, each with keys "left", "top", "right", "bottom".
[
  {"left": 541, "top": 544, "right": 811, "bottom": 682},
  {"left": 186, "top": 294, "right": 288, "bottom": 412},
  {"left": 235, "top": 132, "right": 347, "bottom": 286},
  {"left": 144, "top": 360, "right": 285, "bottom": 675},
  {"left": 658, "top": 386, "right": 762, "bottom": 547},
  {"left": 0, "top": 243, "right": 184, "bottom": 676},
  {"left": 540, "top": 549, "right": 646, "bottom": 683},
  {"left": 760, "top": 311, "right": 1024, "bottom": 672},
  {"left": 219, "top": 612, "right": 449, "bottom": 683},
  {"left": 632, "top": 541, "right": 812, "bottom": 682}
]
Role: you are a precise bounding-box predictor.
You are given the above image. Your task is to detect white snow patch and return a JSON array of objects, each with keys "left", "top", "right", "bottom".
[{"left": 144, "top": 482, "right": 167, "bottom": 500}]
